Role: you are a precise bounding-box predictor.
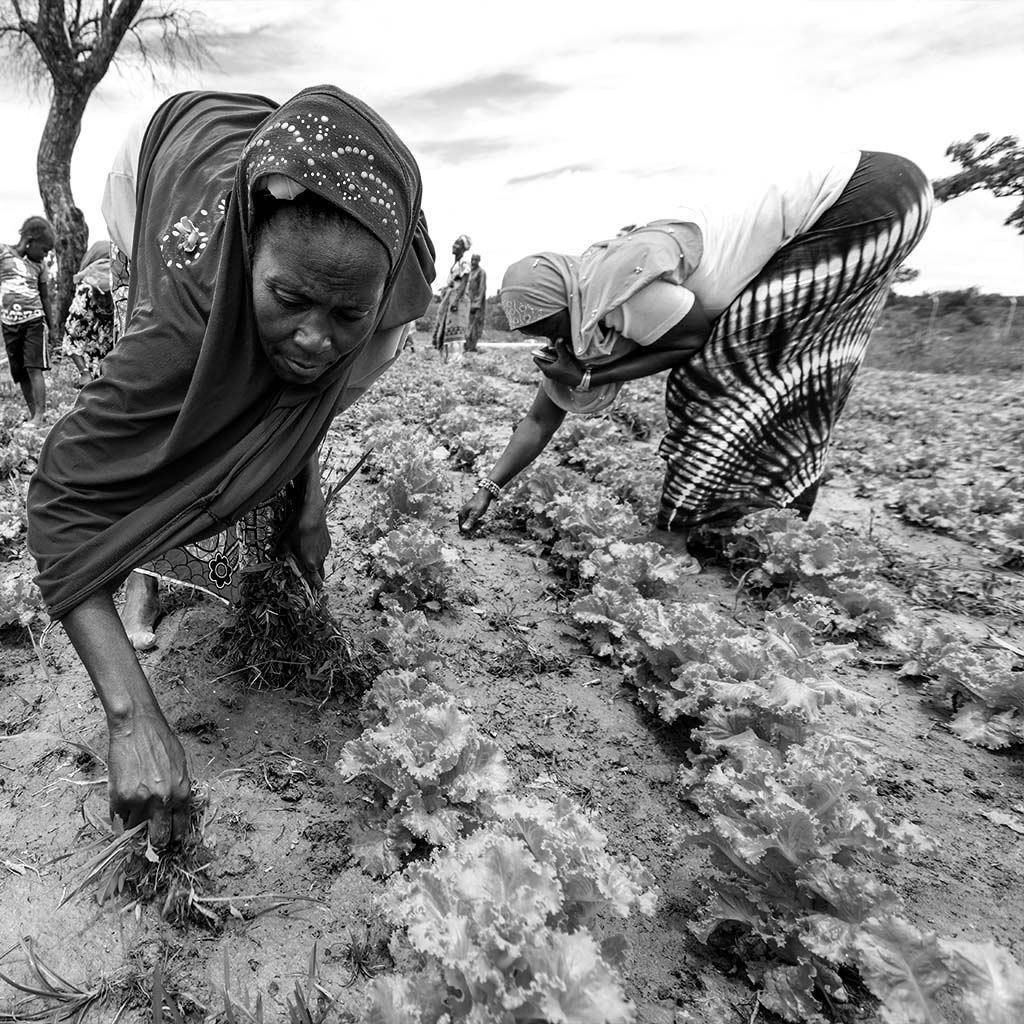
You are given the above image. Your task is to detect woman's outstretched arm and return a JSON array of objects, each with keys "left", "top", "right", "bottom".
[
  {"left": 541, "top": 296, "right": 713, "bottom": 389},
  {"left": 458, "top": 385, "right": 566, "bottom": 531},
  {"left": 60, "top": 590, "right": 191, "bottom": 847}
]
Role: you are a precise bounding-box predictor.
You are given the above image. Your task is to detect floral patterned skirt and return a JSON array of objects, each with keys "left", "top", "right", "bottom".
[
  {"left": 135, "top": 494, "right": 288, "bottom": 606},
  {"left": 61, "top": 284, "right": 115, "bottom": 376}
]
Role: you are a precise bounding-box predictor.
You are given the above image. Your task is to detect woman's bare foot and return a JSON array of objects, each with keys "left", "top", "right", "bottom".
[
  {"left": 120, "top": 571, "right": 161, "bottom": 650},
  {"left": 624, "top": 528, "right": 701, "bottom": 573}
]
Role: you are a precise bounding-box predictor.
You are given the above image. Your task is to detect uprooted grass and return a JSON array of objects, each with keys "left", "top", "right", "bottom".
[
  {"left": 218, "top": 558, "right": 378, "bottom": 701},
  {"left": 0, "top": 937, "right": 120, "bottom": 1023},
  {"left": 60, "top": 788, "right": 218, "bottom": 927},
  {"left": 60, "top": 791, "right": 327, "bottom": 929}
]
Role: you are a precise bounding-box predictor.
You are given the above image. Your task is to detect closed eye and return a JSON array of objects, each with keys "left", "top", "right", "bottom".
[
  {"left": 333, "top": 308, "right": 371, "bottom": 324},
  {"left": 272, "top": 290, "right": 307, "bottom": 311}
]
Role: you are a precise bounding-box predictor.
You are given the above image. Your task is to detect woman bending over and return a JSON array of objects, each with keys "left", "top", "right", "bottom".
[{"left": 460, "top": 150, "right": 932, "bottom": 562}]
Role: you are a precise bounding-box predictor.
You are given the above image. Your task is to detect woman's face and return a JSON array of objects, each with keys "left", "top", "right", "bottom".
[
  {"left": 517, "top": 308, "right": 570, "bottom": 341},
  {"left": 251, "top": 208, "right": 389, "bottom": 384}
]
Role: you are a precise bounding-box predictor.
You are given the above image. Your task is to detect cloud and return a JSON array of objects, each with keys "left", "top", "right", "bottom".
[
  {"left": 415, "top": 137, "right": 513, "bottom": 163},
  {"left": 204, "top": 25, "right": 304, "bottom": 75},
  {"left": 506, "top": 163, "right": 595, "bottom": 186},
  {"left": 389, "top": 71, "right": 565, "bottom": 121}
]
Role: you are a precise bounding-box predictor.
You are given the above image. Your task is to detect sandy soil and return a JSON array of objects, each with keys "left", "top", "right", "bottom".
[{"left": 0, "top": 345, "right": 1021, "bottom": 1023}]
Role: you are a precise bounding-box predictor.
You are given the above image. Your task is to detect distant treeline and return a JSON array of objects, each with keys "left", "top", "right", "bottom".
[{"left": 417, "top": 288, "right": 1022, "bottom": 374}]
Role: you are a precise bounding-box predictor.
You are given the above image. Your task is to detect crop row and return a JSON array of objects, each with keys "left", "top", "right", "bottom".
[{"left": 401, "top": 355, "right": 1024, "bottom": 1023}]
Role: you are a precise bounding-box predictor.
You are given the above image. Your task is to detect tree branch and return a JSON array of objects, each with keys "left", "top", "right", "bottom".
[{"left": 933, "top": 133, "right": 1024, "bottom": 234}]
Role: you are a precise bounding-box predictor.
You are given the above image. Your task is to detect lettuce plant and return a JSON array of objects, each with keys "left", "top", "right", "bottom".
[
  {"left": 337, "top": 696, "right": 511, "bottom": 875},
  {"left": 0, "top": 494, "right": 26, "bottom": 561},
  {"left": 0, "top": 566, "right": 44, "bottom": 627},
  {"left": 730, "top": 509, "right": 883, "bottom": 584},
  {"left": 728, "top": 510, "right": 901, "bottom": 640},
  {"left": 444, "top": 428, "right": 490, "bottom": 473},
  {"left": 368, "top": 441, "right": 452, "bottom": 534},
  {"left": 366, "top": 797, "right": 655, "bottom": 1024},
  {"left": 898, "top": 625, "right": 1024, "bottom": 748},
  {"left": 577, "top": 541, "right": 695, "bottom": 601},
  {"left": 979, "top": 510, "right": 1024, "bottom": 568},
  {"left": 370, "top": 603, "right": 445, "bottom": 683},
  {"left": 368, "top": 522, "right": 460, "bottom": 611},
  {"left": 683, "top": 735, "right": 928, "bottom": 1023}
]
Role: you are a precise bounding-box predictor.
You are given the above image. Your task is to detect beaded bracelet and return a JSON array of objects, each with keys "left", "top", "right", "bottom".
[{"left": 477, "top": 476, "right": 503, "bottom": 499}]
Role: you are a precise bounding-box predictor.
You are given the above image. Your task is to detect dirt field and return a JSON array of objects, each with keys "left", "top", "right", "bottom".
[{"left": 0, "top": 339, "right": 1021, "bottom": 1023}]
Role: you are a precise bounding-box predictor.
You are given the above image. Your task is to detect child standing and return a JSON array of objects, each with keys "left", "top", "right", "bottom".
[{"left": 1, "top": 216, "right": 56, "bottom": 425}]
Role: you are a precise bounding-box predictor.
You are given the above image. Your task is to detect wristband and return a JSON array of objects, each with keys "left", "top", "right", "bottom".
[
  {"left": 477, "top": 476, "right": 503, "bottom": 499},
  {"left": 574, "top": 368, "right": 593, "bottom": 392}
]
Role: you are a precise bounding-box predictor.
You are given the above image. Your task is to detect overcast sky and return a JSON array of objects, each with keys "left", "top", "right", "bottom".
[{"left": 1, "top": 0, "right": 1021, "bottom": 295}]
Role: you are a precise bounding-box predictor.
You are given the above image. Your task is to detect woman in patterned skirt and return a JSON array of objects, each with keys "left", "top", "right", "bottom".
[
  {"left": 458, "top": 150, "right": 932, "bottom": 562},
  {"left": 431, "top": 233, "right": 471, "bottom": 362},
  {"left": 62, "top": 240, "right": 115, "bottom": 385}
]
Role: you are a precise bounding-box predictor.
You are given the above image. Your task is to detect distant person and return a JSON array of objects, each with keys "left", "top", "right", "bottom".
[
  {"left": 459, "top": 150, "right": 933, "bottom": 567},
  {"left": 465, "top": 253, "right": 487, "bottom": 352},
  {"left": 432, "top": 233, "right": 471, "bottom": 362},
  {"left": 1, "top": 216, "right": 56, "bottom": 425},
  {"left": 62, "top": 240, "right": 115, "bottom": 385}
]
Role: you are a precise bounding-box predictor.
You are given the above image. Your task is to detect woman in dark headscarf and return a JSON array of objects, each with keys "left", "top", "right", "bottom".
[
  {"left": 62, "top": 240, "right": 115, "bottom": 385},
  {"left": 459, "top": 150, "right": 931, "bottom": 556},
  {"left": 27, "top": 86, "right": 434, "bottom": 845}
]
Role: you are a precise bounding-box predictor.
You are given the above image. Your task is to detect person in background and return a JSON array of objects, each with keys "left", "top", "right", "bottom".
[
  {"left": 1, "top": 216, "right": 56, "bottom": 425},
  {"left": 431, "top": 233, "right": 471, "bottom": 362},
  {"left": 62, "top": 240, "right": 115, "bottom": 386},
  {"left": 465, "top": 253, "right": 487, "bottom": 353},
  {"left": 459, "top": 151, "right": 932, "bottom": 566}
]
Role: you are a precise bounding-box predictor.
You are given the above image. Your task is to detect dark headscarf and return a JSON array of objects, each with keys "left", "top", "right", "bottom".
[{"left": 28, "top": 87, "right": 434, "bottom": 617}]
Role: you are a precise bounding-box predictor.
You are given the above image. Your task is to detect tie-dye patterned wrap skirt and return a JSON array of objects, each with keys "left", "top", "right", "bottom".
[{"left": 658, "top": 151, "right": 932, "bottom": 531}]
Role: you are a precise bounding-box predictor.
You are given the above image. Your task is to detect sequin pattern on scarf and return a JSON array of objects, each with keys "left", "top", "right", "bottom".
[{"left": 243, "top": 112, "right": 405, "bottom": 260}]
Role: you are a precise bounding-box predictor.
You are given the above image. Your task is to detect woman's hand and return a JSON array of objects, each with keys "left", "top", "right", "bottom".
[
  {"left": 458, "top": 488, "right": 493, "bottom": 533},
  {"left": 77, "top": 368, "right": 92, "bottom": 389},
  {"left": 533, "top": 339, "right": 584, "bottom": 388},
  {"left": 277, "top": 495, "right": 330, "bottom": 590},
  {"left": 107, "top": 710, "right": 191, "bottom": 848}
]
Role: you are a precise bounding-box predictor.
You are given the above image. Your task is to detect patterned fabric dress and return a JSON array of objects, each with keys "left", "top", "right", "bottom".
[
  {"left": 62, "top": 283, "right": 115, "bottom": 376},
  {"left": 432, "top": 254, "right": 470, "bottom": 360},
  {"left": 658, "top": 151, "right": 932, "bottom": 531}
]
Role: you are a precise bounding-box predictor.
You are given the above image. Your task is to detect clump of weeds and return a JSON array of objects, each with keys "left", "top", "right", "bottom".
[
  {"left": 337, "top": 921, "right": 391, "bottom": 987},
  {"left": 61, "top": 791, "right": 326, "bottom": 928},
  {"left": 219, "top": 558, "right": 378, "bottom": 701},
  {"left": 60, "top": 787, "right": 219, "bottom": 927}
]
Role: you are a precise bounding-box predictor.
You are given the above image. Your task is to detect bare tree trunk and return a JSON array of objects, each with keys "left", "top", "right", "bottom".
[{"left": 37, "top": 83, "right": 91, "bottom": 338}]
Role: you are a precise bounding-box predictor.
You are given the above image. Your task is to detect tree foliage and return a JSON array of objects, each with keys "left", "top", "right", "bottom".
[
  {"left": 933, "top": 133, "right": 1024, "bottom": 234},
  {"left": 0, "top": 0, "right": 206, "bottom": 327}
]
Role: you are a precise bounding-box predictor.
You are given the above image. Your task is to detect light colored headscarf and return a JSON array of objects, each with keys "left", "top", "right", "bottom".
[
  {"left": 454, "top": 233, "right": 472, "bottom": 250},
  {"left": 73, "top": 240, "right": 113, "bottom": 292},
  {"left": 500, "top": 225, "right": 703, "bottom": 414},
  {"left": 500, "top": 252, "right": 624, "bottom": 414},
  {"left": 502, "top": 225, "right": 700, "bottom": 363}
]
